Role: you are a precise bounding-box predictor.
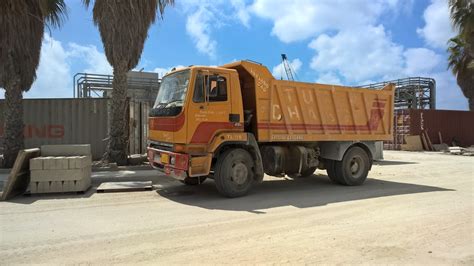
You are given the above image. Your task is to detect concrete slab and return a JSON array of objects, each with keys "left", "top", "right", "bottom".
[
  {"left": 41, "top": 144, "right": 91, "bottom": 157},
  {"left": 96, "top": 181, "right": 153, "bottom": 193}
]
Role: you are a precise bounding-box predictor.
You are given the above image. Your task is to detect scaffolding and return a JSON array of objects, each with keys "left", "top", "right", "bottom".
[
  {"left": 359, "top": 77, "right": 436, "bottom": 110},
  {"left": 73, "top": 72, "right": 160, "bottom": 104}
]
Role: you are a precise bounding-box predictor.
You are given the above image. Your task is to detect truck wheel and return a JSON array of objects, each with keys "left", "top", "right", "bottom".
[
  {"left": 214, "top": 148, "right": 255, "bottom": 197},
  {"left": 289, "top": 167, "right": 317, "bottom": 178},
  {"left": 325, "top": 159, "right": 342, "bottom": 184},
  {"left": 181, "top": 176, "right": 207, "bottom": 185},
  {"left": 334, "top": 146, "right": 370, "bottom": 186}
]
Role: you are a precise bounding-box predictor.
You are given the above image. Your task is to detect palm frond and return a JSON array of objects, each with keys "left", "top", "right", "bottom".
[
  {"left": 82, "top": 0, "right": 91, "bottom": 9},
  {"left": 40, "top": 0, "right": 68, "bottom": 29},
  {"left": 157, "top": 0, "right": 175, "bottom": 19}
]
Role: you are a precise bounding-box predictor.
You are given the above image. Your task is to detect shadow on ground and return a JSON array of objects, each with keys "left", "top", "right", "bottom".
[{"left": 157, "top": 174, "right": 452, "bottom": 212}]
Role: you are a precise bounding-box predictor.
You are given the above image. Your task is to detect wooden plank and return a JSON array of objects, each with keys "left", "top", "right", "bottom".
[
  {"left": 401, "top": 135, "right": 423, "bottom": 151},
  {"left": 1, "top": 148, "right": 40, "bottom": 201},
  {"left": 96, "top": 181, "right": 152, "bottom": 193},
  {"left": 420, "top": 132, "right": 429, "bottom": 151},
  {"left": 425, "top": 129, "right": 434, "bottom": 151},
  {"left": 438, "top": 131, "right": 443, "bottom": 144}
]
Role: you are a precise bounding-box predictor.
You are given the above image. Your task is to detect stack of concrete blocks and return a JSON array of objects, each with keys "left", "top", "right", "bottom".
[{"left": 28, "top": 145, "right": 92, "bottom": 194}]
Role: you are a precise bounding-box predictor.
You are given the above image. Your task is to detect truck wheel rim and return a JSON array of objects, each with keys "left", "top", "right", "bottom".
[
  {"left": 350, "top": 156, "right": 363, "bottom": 177},
  {"left": 231, "top": 162, "right": 248, "bottom": 185}
]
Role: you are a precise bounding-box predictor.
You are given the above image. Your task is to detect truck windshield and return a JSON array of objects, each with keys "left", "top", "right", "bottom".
[{"left": 153, "top": 70, "right": 190, "bottom": 108}]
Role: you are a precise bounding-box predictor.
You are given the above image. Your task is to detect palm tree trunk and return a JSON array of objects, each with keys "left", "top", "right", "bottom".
[
  {"left": 106, "top": 62, "right": 129, "bottom": 165},
  {"left": 3, "top": 84, "right": 24, "bottom": 168}
]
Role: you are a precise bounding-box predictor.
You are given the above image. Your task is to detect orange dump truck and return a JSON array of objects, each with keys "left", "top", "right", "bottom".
[{"left": 147, "top": 60, "right": 394, "bottom": 197}]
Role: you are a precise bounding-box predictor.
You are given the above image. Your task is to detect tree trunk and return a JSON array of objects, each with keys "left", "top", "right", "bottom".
[
  {"left": 3, "top": 84, "right": 24, "bottom": 168},
  {"left": 469, "top": 97, "right": 474, "bottom": 111},
  {"left": 105, "top": 63, "right": 129, "bottom": 165}
]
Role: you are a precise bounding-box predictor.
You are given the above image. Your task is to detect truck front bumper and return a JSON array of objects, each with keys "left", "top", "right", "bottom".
[{"left": 147, "top": 147, "right": 189, "bottom": 180}]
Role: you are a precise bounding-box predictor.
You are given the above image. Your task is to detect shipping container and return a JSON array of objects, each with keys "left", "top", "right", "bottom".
[
  {"left": 385, "top": 109, "right": 474, "bottom": 149},
  {"left": 0, "top": 98, "right": 150, "bottom": 159}
]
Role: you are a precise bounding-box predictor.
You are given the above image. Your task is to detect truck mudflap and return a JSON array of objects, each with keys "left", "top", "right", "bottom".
[{"left": 147, "top": 147, "right": 189, "bottom": 180}]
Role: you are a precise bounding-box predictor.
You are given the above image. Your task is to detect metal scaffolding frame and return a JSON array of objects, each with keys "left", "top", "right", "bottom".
[
  {"left": 359, "top": 77, "right": 436, "bottom": 110},
  {"left": 73, "top": 72, "right": 160, "bottom": 99}
]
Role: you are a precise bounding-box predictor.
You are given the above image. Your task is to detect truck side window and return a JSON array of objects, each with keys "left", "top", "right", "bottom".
[
  {"left": 208, "top": 75, "right": 227, "bottom": 102},
  {"left": 193, "top": 74, "right": 205, "bottom": 103}
]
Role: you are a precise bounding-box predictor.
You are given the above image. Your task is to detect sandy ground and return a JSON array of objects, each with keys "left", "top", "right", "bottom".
[{"left": 0, "top": 151, "right": 473, "bottom": 264}]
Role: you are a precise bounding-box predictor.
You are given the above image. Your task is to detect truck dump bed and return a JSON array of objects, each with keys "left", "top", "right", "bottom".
[{"left": 223, "top": 61, "right": 395, "bottom": 142}]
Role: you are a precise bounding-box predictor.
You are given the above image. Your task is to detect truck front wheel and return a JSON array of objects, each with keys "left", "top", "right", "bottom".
[
  {"left": 334, "top": 146, "right": 370, "bottom": 186},
  {"left": 214, "top": 148, "right": 255, "bottom": 197}
]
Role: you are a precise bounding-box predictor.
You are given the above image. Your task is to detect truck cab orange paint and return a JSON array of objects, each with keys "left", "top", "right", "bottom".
[{"left": 148, "top": 60, "right": 395, "bottom": 197}]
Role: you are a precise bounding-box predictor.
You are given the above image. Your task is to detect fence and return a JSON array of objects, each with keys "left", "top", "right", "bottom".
[{"left": 0, "top": 98, "right": 150, "bottom": 160}]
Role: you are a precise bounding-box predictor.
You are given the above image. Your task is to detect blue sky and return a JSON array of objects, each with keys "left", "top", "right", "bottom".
[{"left": 2, "top": 0, "right": 468, "bottom": 110}]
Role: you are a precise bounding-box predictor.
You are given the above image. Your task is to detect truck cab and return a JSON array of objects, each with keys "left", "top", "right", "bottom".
[{"left": 148, "top": 61, "right": 394, "bottom": 197}]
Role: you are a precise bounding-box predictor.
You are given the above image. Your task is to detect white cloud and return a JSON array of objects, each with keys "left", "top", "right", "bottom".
[
  {"left": 180, "top": 0, "right": 251, "bottom": 58},
  {"left": 432, "top": 71, "right": 468, "bottom": 110},
  {"left": 316, "top": 72, "right": 342, "bottom": 85},
  {"left": 185, "top": 7, "right": 217, "bottom": 58},
  {"left": 25, "top": 35, "right": 71, "bottom": 98},
  {"left": 272, "top": 58, "right": 302, "bottom": 79},
  {"left": 22, "top": 35, "right": 111, "bottom": 98},
  {"left": 152, "top": 65, "right": 186, "bottom": 78},
  {"left": 68, "top": 43, "right": 112, "bottom": 74},
  {"left": 309, "top": 25, "right": 404, "bottom": 83},
  {"left": 403, "top": 48, "right": 442, "bottom": 75},
  {"left": 231, "top": 0, "right": 251, "bottom": 27},
  {"left": 251, "top": 0, "right": 412, "bottom": 43},
  {"left": 417, "top": 0, "right": 456, "bottom": 49}
]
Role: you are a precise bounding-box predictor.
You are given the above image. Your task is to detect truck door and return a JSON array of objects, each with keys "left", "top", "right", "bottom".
[{"left": 187, "top": 71, "right": 233, "bottom": 144}]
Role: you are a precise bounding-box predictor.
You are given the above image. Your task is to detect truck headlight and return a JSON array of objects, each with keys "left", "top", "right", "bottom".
[{"left": 170, "top": 156, "right": 176, "bottom": 165}]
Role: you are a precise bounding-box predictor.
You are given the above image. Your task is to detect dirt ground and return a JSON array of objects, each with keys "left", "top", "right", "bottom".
[{"left": 0, "top": 151, "right": 473, "bottom": 264}]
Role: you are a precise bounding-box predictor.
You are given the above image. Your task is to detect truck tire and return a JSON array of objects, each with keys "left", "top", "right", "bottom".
[
  {"left": 214, "top": 148, "right": 255, "bottom": 197},
  {"left": 181, "top": 176, "right": 207, "bottom": 185},
  {"left": 334, "top": 146, "right": 370, "bottom": 186},
  {"left": 289, "top": 167, "right": 317, "bottom": 178},
  {"left": 325, "top": 159, "right": 342, "bottom": 184}
]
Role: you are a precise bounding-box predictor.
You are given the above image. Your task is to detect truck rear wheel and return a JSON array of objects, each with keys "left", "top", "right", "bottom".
[
  {"left": 325, "top": 160, "right": 342, "bottom": 184},
  {"left": 214, "top": 148, "right": 255, "bottom": 197},
  {"left": 334, "top": 146, "right": 370, "bottom": 186}
]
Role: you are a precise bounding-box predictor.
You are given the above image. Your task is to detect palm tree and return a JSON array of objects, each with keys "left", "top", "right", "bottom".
[
  {"left": 83, "top": 0, "right": 174, "bottom": 165},
  {"left": 448, "top": 36, "right": 474, "bottom": 110},
  {"left": 448, "top": 0, "right": 474, "bottom": 110},
  {"left": 449, "top": 0, "right": 474, "bottom": 57},
  {"left": 0, "top": 0, "right": 67, "bottom": 167}
]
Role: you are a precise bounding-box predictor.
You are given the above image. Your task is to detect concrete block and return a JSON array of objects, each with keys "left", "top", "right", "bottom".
[
  {"left": 30, "top": 168, "right": 91, "bottom": 182},
  {"left": 41, "top": 144, "right": 91, "bottom": 157},
  {"left": 37, "top": 182, "right": 49, "bottom": 193},
  {"left": 68, "top": 156, "right": 79, "bottom": 169},
  {"left": 75, "top": 178, "right": 91, "bottom": 192},
  {"left": 50, "top": 181, "right": 63, "bottom": 193},
  {"left": 68, "top": 156, "right": 92, "bottom": 169},
  {"left": 29, "top": 158, "right": 44, "bottom": 170},
  {"left": 63, "top": 180, "right": 76, "bottom": 192},
  {"left": 43, "top": 157, "right": 69, "bottom": 170},
  {"left": 29, "top": 182, "right": 38, "bottom": 193}
]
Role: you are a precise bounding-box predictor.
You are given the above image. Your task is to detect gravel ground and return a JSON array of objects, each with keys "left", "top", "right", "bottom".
[{"left": 0, "top": 151, "right": 472, "bottom": 264}]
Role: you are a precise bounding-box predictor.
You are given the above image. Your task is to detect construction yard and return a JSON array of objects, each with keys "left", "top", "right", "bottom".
[{"left": 0, "top": 150, "right": 472, "bottom": 264}]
